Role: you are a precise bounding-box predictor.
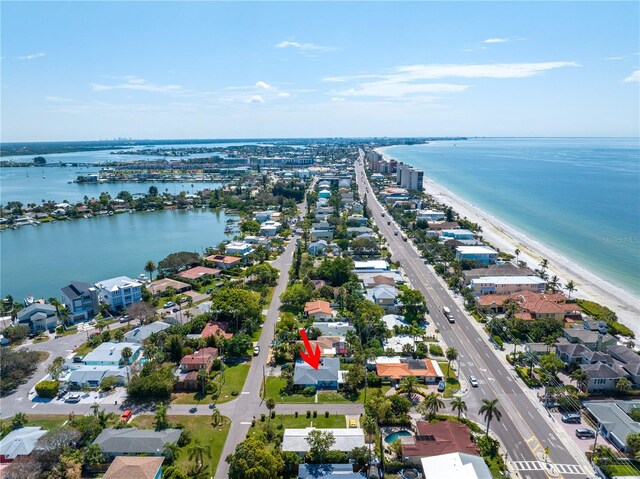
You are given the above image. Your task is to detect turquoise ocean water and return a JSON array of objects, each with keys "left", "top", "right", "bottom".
[{"left": 382, "top": 138, "right": 640, "bottom": 295}]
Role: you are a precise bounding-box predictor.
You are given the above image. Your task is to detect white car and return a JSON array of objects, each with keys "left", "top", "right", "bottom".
[
  {"left": 469, "top": 375, "right": 479, "bottom": 388},
  {"left": 253, "top": 345, "right": 260, "bottom": 356}
]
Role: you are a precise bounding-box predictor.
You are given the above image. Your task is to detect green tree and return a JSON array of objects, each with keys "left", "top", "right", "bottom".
[
  {"left": 539, "top": 353, "right": 564, "bottom": 376},
  {"left": 565, "top": 280, "right": 576, "bottom": 300},
  {"left": 225, "top": 333, "right": 252, "bottom": 358},
  {"left": 148, "top": 185, "right": 159, "bottom": 196},
  {"left": 451, "top": 396, "right": 468, "bottom": 420},
  {"left": 35, "top": 380, "right": 59, "bottom": 398},
  {"left": 47, "top": 356, "right": 66, "bottom": 381},
  {"left": 306, "top": 429, "right": 335, "bottom": 464},
  {"left": 420, "top": 392, "right": 445, "bottom": 420},
  {"left": 398, "top": 288, "right": 428, "bottom": 323},
  {"left": 570, "top": 368, "right": 589, "bottom": 392},
  {"left": 144, "top": 260, "right": 156, "bottom": 281},
  {"left": 188, "top": 438, "right": 208, "bottom": 473},
  {"left": 479, "top": 398, "right": 502, "bottom": 436},
  {"left": 113, "top": 329, "right": 125, "bottom": 342},
  {"left": 154, "top": 403, "right": 169, "bottom": 431},
  {"left": 389, "top": 439, "right": 403, "bottom": 459},
  {"left": 227, "top": 436, "right": 284, "bottom": 479},
  {"left": 445, "top": 347, "right": 459, "bottom": 378},
  {"left": 400, "top": 376, "right": 419, "bottom": 400},
  {"left": 266, "top": 397, "right": 276, "bottom": 423},
  {"left": 211, "top": 288, "right": 262, "bottom": 331},
  {"left": 280, "top": 283, "right": 312, "bottom": 314},
  {"left": 163, "top": 443, "right": 181, "bottom": 465},
  {"left": 82, "top": 443, "right": 104, "bottom": 467},
  {"left": 120, "top": 347, "right": 133, "bottom": 364},
  {"left": 627, "top": 433, "right": 640, "bottom": 455},
  {"left": 615, "top": 377, "right": 633, "bottom": 393},
  {"left": 344, "top": 362, "right": 366, "bottom": 394},
  {"left": 316, "top": 257, "right": 355, "bottom": 287},
  {"left": 240, "top": 219, "right": 260, "bottom": 235},
  {"left": 3, "top": 325, "right": 30, "bottom": 343},
  {"left": 158, "top": 251, "right": 200, "bottom": 275},
  {"left": 245, "top": 263, "right": 279, "bottom": 287},
  {"left": 11, "top": 412, "right": 28, "bottom": 429}
]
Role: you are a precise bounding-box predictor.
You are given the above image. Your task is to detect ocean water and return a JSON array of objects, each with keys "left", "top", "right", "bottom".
[{"left": 382, "top": 138, "right": 640, "bottom": 295}]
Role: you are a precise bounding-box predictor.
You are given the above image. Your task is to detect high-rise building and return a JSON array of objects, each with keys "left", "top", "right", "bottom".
[{"left": 396, "top": 162, "right": 424, "bottom": 191}]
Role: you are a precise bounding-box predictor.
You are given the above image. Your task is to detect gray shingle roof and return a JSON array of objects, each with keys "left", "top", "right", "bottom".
[
  {"left": 61, "top": 281, "right": 93, "bottom": 300},
  {"left": 294, "top": 358, "right": 339, "bottom": 386},
  {"left": 124, "top": 321, "right": 171, "bottom": 343},
  {"left": 581, "top": 362, "right": 621, "bottom": 379},
  {"left": 94, "top": 428, "right": 181, "bottom": 454}
]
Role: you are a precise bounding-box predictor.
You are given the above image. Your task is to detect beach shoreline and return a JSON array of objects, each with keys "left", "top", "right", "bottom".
[{"left": 376, "top": 148, "right": 640, "bottom": 338}]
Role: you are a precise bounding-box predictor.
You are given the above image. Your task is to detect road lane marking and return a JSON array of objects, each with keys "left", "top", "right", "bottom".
[
  {"left": 240, "top": 422, "right": 252, "bottom": 425},
  {"left": 241, "top": 392, "right": 250, "bottom": 395}
]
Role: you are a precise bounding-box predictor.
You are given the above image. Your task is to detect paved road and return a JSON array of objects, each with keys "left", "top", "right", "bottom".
[{"left": 355, "top": 157, "right": 591, "bottom": 479}]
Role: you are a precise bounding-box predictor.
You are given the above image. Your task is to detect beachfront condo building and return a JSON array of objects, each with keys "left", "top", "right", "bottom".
[
  {"left": 455, "top": 245, "right": 499, "bottom": 264},
  {"left": 94, "top": 276, "right": 142, "bottom": 312},
  {"left": 470, "top": 276, "right": 547, "bottom": 295},
  {"left": 396, "top": 162, "right": 424, "bottom": 191}
]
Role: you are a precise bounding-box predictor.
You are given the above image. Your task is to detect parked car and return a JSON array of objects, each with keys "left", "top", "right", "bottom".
[
  {"left": 437, "top": 380, "right": 446, "bottom": 392},
  {"left": 172, "top": 307, "right": 180, "bottom": 313},
  {"left": 561, "top": 413, "right": 581, "bottom": 424},
  {"left": 73, "top": 355, "right": 84, "bottom": 363},
  {"left": 206, "top": 288, "right": 213, "bottom": 294},
  {"left": 119, "top": 314, "right": 130, "bottom": 323},
  {"left": 163, "top": 301, "right": 175, "bottom": 309},
  {"left": 120, "top": 409, "right": 133, "bottom": 422},
  {"left": 394, "top": 230, "right": 399, "bottom": 236},
  {"left": 65, "top": 394, "right": 81, "bottom": 403},
  {"left": 253, "top": 345, "right": 261, "bottom": 356},
  {"left": 189, "top": 407, "right": 197, "bottom": 413},
  {"left": 381, "top": 213, "right": 385, "bottom": 217},
  {"left": 575, "top": 428, "right": 595, "bottom": 439},
  {"left": 179, "top": 297, "right": 188, "bottom": 304},
  {"left": 469, "top": 375, "right": 479, "bottom": 387}
]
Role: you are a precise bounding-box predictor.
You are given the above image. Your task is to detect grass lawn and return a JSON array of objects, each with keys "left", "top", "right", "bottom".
[
  {"left": 605, "top": 463, "right": 640, "bottom": 476},
  {"left": 317, "top": 386, "right": 391, "bottom": 404},
  {"left": 74, "top": 341, "right": 95, "bottom": 356},
  {"left": 36, "top": 351, "right": 50, "bottom": 362},
  {"left": 265, "top": 377, "right": 390, "bottom": 404},
  {"left": 33, "top": 336, "right": 49, "bottom": 343},
  {"left": 249, "top": 414, "right": 347, "bottom": 440},
  {"left": 172, "top": 363, "right": 251, "bottom": 405},
  {"left": 25, "top": 414, "right": 70, "bottom": 431},
  {"left": 438, "top": 361, "right": 461, "bottom": 399},
  {"left": 131, "top": 414, "right": 230, "bottom": 477}
]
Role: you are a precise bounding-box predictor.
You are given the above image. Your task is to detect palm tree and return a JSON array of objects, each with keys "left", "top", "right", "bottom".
[
  {"left": 539, "top": 258, "right": 549, "bottom": 274},
  {"left": 144, "top": 260, "right": 156, "bottom": 281},
  {"left": 97, "top": 410, "right": 114, "bottom": 428},
  {"left": 615, "top": 377, "right": 632, "bottom": 393},
  {"left": 400, "top": 376, "right": 419, "bottom": 400},
  {"left": 188, "top": 438, "right": 207, "bottom": 472},
  {"left": 479, "top": 399, "right": 502, "bottom": 436},
  {"left": 421, "top": 392, "right": 445, "bottom": 420},
  {"left": 211, "top": 408, "right": 222, "bottom": 427},
  {"left": 266, "top": 397, "right": 276, "bottom": 423},
  {"left": 547, "top": 275, "right": 560, "bottom": 293},
  {"left": 565, "top": 280, "right": 576, "bottom": 300},
  {"left": 120, "top": 347, "right": 133, "bottom": 364},
  {"left": 163, "top": 442, "right": 181, "bottom": 465},
  {"left": 570, "top": 369, "right": 589, "bottom": 392},
  {"left": 514, "top": 248, "right": 520, "bottom": 265},
  {"left": 451, "top": 396, "right": 468, "bottom": 420},
  {"left": 445, "top": 347, "right": 458, "bottom": 378},
  {"left": 154, "top": 403, "right": 169, "bottom": 431},
  {"left": 47, "top": 356, "right": 66, "bottom": 380}
]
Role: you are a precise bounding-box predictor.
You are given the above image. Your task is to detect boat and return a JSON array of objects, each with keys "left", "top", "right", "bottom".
[{"left": 24, "top": 295, "right": 34, "bottom": 306}]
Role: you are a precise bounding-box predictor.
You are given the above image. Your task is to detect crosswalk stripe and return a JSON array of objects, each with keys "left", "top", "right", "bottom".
[{"left": 513, "top": 462, "right": 584, "bottom": 475}]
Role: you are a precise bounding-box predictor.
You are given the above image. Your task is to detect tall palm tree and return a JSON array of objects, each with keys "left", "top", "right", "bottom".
[
  {"left": 121, "top": 347, "right": 133, "bottom": 364},
  {"left": 539, "top": 258, "right": 549, "bottom": 273},
  {"left": 400, "top": 376, "right": 419, "bottom": 400},
  {"left": 479, "top": 399, "right": 502, "bottom": 436},
  {"left": 163, "top": 442, "right": 181, "bottom": 465},
  {"left": 615, "top": 377, "right": 632, "bottom": 393},
  {"left": 565, "top": 280, "right": 576, "bottom": 300},
  {"left": 451, "top": 396, "right": 468, "bottom": 420},
  {"left": 266, "top": 397, "right": 276, "bottom": 424},
  {"left": 421, "top": 392, "right": 445, "bottom": 420},
  {"left": 547, "top": 275, "right": 560, "bottom": 293},
  {"left": 570, "top": 369, "right": 589, "bottom": 392},
  {"left": 144, "top": 260, "right": 156, "bottom": 281},
  {"left": 445, "top": 347, "right": 458, "bottom": 378},
  {"left": 514, "top": 249, "right": 520, "bottom": 265},
  {"left": 188, "top": 438, "right": 207, "bottom": 472}
]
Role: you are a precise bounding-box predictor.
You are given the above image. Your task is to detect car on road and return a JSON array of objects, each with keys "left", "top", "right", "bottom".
[
  {"left": 387, "top": 221, "right": 391, "bottom": 225},
  {"left": 349, "top": 419, "right": 357, "bottom": 428},
  {"left": 120, "top": 409, "right": 133, "bottom": 422},
  {"left": 163, "top": 301, "right": 175, "bottom": 309},
  {"left": 448, "top": 316, "right": 455, "bottom": 324},
  {"left": 469, "top": 375, "right": 479, "bottom": 387},
  {"left": 423, "top": 259, "right": 429, "bottom": 264},
  {"left": 381, "top": 213, "right": 385, "bottom": 217},
  {"left": 561, "top": 413, "right": 581, "bottom": 424},
  {"left": 189, "top": 407, "right": 197, "bottom": 413},
  {"left": 253, "top": 345, "right": 260, "bottom": 356},
  {"left": 437, "top": 380, "right": 446, "bottom": 392},
  {"left": 575, "top": 428, "right": 595, "bottom": 439},
  {"left": 65, "top": 394, "right": 81, "bottom": 403},
  {"left": 394, "top": 230, "right": 399, "bottom": 236}
]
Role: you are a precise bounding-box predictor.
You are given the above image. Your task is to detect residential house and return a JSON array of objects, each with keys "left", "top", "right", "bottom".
[
  {"left": 584, "top": 400, "right": 640, "bottom": 452},
  {"left": 178, "top": 266, "right": 221, "bottom": 281},
  {"left": 298, "top": 463, "right": 366, "bottom": 479},
  {"left": 462, "top": 263, "right": 536, "bottom": 286},
  {"left": 16, "top": 303, "right": 58, "bottom": 332},
  {"left": 179, "top": 347, "right": 219, "bottom": 372},
  {"left": 347, "top": 215, "right": 368, "bottom": 226},
  {"left": 95, "top": 276, "right": 142, "bottom": 312},
  {"left": 556, "top": 343, "right": 611, "bottom": 367},
  {"left": 375, "top": 357, "right": 444, "bottom": 385},
  {"left": 68, "top": 365, "right": 129, "bottom": 388},
  {"left": 366, "top": 285, "right": 400, "bottom": 313},
  {"left": 384, "top": 335, "right": 418, "bottom": 353},
  {"left": 200, "top": 321, "right": 233, "bottom": 340},
  {"left": 254, "top": 210, "right": 276, "bottom": 223},
  {"left": 93, "top": 428, "right": 181, "bottom": 458},
  {"left": 420, "top": 453, "right": 492, "bottom": 479},
  {"left": 455, "top": 246, "right": 498, "bottom": 264},
  {"left": 563, "top": 328, "right": 617, "bottom": 351},
  {"left": 293, "top": 357, "right": 340, "bottom": 390},
  {"left": 441, "top": 229, "right": 475, "bottom": 241},
  {"left": 282, "top": 428, "right": 365, "bottom": 456},
  {"left": 470, "top": 276, "right": 547, "bottom": 296},
  {"left": 475, "top": 290, "right": 578, "bottom": 321},
  {"left": 310, "top": 228, "right": 334, "bottom": 241},
  {"left": 382, "top": 314, "right": 410, "bottom": 330},
  {"left": 304, "top": 301, "right": 334, "bottom": 320},
  {"left": 346, "top": 226, "right": 373, "bottom": 237},
  {"left": 312, "top": 322, "right": 355, "bottom": 337},
  {"left": 312, "top": 221, "right": 334, "bottom": 231},
  {"left": 102, "top": 456, "right": 164, "bottom": 479},
  {"left": 225, "top": 241, "right": 254, "bottom": 256},
  {"left": 61, "top": 281, "right": 99, "bottom": 321},
  {"left": 205, "top": 254, "right": 242, "bottom": 270},
  {"left": 308, "top": 240, "right": 341, "bottom": 256},
  {"left": 357, "top": 271, "right": 405, "bottom": 286},
  {"left": 147, "top": 278, "right": 191, "bottom": 296},
  {"left": 581, "top": 362, "right": 626, "bottom": 394},
  {"left": 83, "top": 342, "right": 142, "bottom": 366},
  {"left": 302, "top": 336, "right": 349, "bottom": 357},
  {"left": 401, "top": 421, "right": 478, "bottom": 465},
  {"left": 416, "top": 210, "right": 446, "bottom": 222},
  {"left": 259, "top": 220, "right": 282, "bottom": 237},
  {"left": 244, "top": 235, "right": 270, "bottom": 246},
  {"left": 0, "top": 427, "right": 46, "bottom": 463},
  {"left": 607, "top": 345, "right": 640, "bottom": 387},
  {"left": 318, "top": 189, "right": 331, "bottom": 199},
  {"left": 352, "top": 260, "right": 389, "bottom": 273},
  {"left": 124, "top": 321, "right": 172, "bottom": 344}
]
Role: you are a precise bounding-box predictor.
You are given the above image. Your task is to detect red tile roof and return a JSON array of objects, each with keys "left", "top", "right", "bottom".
[
  {"left": 205, "top": 254, "right": 242, "bottom": 265},
  {"left": 376, "top": 360, "right": 438, "bottom": 380},
  {"left": 304, "top": 300, "right": 333, "bottom": 316},
  {"left": 177, "top": 266, "right": 221, "bottom": 280},
  {"left": 201, "top": 321, "right": 233, "bottom": 340},
  {"left": 402, "top": 421, "right": 478, "bottom": 458}
]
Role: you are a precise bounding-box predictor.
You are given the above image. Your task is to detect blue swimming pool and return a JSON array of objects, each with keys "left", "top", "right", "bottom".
[{"left": 384, "top": 430, "right": 412, "bottom": 444}]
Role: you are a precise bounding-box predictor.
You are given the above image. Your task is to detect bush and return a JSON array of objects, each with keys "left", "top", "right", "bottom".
[
  {"left": 2, "top": 325, "right": 30, "bottom": 343},
  {"left": 302, "top": 386, "right": 316, "bottom": 397},
  {"left": 177, "top": 429, "right": 192, "bottom": 447},
  {"left": 325, "top": 411, "right": 329, "bottom": 418},
  {"left": 492, "top": 335, "right": 504, "bottom": 350},
  {"left": 366, "top": 372, "right": 381, "bottom": 388},
  {"left": 306, "top": 410, "right": 311, "bottom": 418},
  {"left": 516, "top": 367, "right": 542, "bottom": 388},
  {"left": 428, "top": 344, "right": 443, "bottom": 356},
  {"left": 260, "top": 414, "right": 266, "bottom": 422},
  {"left": 313, "top": 410, "right": 317, "bottom": 418},
  {"left": 211, "top": 358, "right": 222, "bottom": 371},
  {"left": 270, "top": 411, "right": 276, "bottom": 419},
  {"left": 294, "top": 411, "right": 298, "bottom": 418},
  {"left": 231, "top": 389, "right": 239, "bottom": 396},
  {"left": 35, "top": 379, "right": 60, "bottom": 398}
]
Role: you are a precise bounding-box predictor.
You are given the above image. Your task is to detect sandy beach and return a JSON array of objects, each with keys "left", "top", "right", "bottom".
[{"left": 377, "top": 149, "right": 640, "bottom": 338}]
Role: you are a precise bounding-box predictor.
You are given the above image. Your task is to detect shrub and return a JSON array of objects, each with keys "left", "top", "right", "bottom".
[
  {"left": 294, "top": 411, "right": 298, "bottom": 418},
  {"left": 211, "top": 358, "right": 222, "bottom": 371},
  {"left": 231, "top": 389, "right": 239, "bottom": 396},
  {"left": 325, "top": 411, "right": 329, "bottom": 418},
  {"left": 492, "top": 335, "right": 504, "bottom": 350},
  {"left": 270, "top": 411, "right": 276, "bottom": 419},
  {"left": 302, "top": 386, "right": 316, "bottom": 396},
  {"left": 516, "top": 367, "right": 542, "bottom": 388},
  {"left": 35, "top": 379, "right": 59, "bottom": 398},
  {"left": 306, "top": 410, "right": 311, "bottom": 418},
  {"left": 260, "top": 413, "right": 266, "bottom": 422},
  {"left": 428, "top": 344, "right": 443, "bottom": 356},
  {"left": 177, "top": 429, "right": 192, "bottom": 447},
  {"left": 313, "top": 410, "right": 317, "bottom": 418}
]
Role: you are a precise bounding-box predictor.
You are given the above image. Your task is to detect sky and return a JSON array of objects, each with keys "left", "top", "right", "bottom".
[{"left": 1, "top": 1, "right": 639, "bottom": 141}]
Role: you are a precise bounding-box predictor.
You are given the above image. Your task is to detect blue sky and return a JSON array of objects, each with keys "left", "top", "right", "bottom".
[{"left": 1, "top": 1, "right": 638, "bottom": 141}]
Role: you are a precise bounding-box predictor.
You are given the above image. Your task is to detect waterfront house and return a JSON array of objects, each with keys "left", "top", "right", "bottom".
[
  {"left": 583, "top": 400, "right": 640, "bottom": 452},
  {"left": 83, "top": 341, "right": 142, "bottom": 366},
  {"left": 124, "top": 321, "right": 172, "bottom": 344},
  {"left": 205, "top": 254, "right": 242, "bottom": 270},
  {"left": 225, "top": 241, "right": 254, "bottom": 256},
  {"left": 441, "top": 229, "right": 475, "bottom": 241},
  {"left": 607, "top": 345, "right": 640, "bottom": 387},
  {"left": 470, "top": 276, "right": 547, "bottom": 296},
  {"left": 416, "top": 209, "right": 446, "bottom": 222},
  {"left": 375, "top": 357, "right": 443, "bottom": 385},
  {"left": 0, "top": 427, "right": 46, "bottom": 463},
  {"left": 61, "top": 281, "right": 99, "bottom": 322},
  {"left": 179, "top": 347, "right": 218, "bottom": 372},
  {"left": 462, "top": 263, "right": 536, "bottom": 285},
  {"left": 254, "top": 210, "right": 276, "bottom": 223},
  {"left": 177, "top": 266, "right": 221, "bottom": 280},
  {"left": 67, "top": 365, "right": 129, "bottom": 388},
  {"left": 95, "top": 276, "right": 142, "bottom": 312},
  {"left": 16, "top": 303, "right": 58, "bottom": 332},
  {"left": 563, "top": 327, "right": 617, "bottom": 351},
  {"left": 304, "top": 300, "right": 334, "bottom": 320},
  {"left": 297, "top": 463, "right": 365, "bottom": 479},
  {"left": 102, "top": 456, "right": 164, "bottom": 479},
  {"left": 147, "top": 278, "right": 191, "bottom": 296},
  {"left": 420, "top": 453, "right": 491, "bottom": 479},
  {"left": 260, "top": 220, "right": 282, "bottom": 237},
  {"left": 93, "top": 428, "right": 181, "bottom": 459},
  {"left": 401, "top": 421, "right": 478, "bottom": 464},
  {"left": 293, "top": 357, "right": 340, "bottom": 390},
  {"left": 555, "top": 343, "right": 612, "bottom": 367},
  {"left": 455, "top": 246, "right": 498, "bottom": 264},
  {"left": 283, "top": 428, "right": 365, "bottom": 457},
  {"left": 580, "top": 362, "right": 626, "bottom": 394},
  {"left": 244, "top": 235, "right": 270, "bottom": 246}
]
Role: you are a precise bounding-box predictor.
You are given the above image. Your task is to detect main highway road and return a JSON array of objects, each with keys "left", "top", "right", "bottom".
[{"left": 355, "top": 157, "right": 591, "bottom": 479}]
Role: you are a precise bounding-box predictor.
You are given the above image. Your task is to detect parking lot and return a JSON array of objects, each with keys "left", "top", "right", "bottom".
[{"left": 551, "top": 410, "right": 611, "bottom": 454}]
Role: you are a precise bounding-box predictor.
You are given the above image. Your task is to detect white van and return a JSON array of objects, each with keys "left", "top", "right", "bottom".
[{"left": 442, "top": 306, "right": 451, "bottom": 317}]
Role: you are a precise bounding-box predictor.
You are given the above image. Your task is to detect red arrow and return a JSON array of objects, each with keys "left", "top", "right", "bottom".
[{"left": 299, "top": 329, "right": 321, "bottom": 370}]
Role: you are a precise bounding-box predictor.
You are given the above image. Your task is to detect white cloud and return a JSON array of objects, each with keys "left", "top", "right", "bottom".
[
  {"left": 482, "top": 38, "right": 509, "bottom": 44},
  {"left": 331, "top": 97, "right": 346, "bottom": 102},
  {"left": 335, "top": 82, "right": 468, "bottom": 98},
  {"left": 45, "top": 96, "right": 77, "bottom": 103},
  {"left": 277, "top": 92, "right": 291, "bottom": 97},
  {"left": 91, "top": 76, "right": 183, "bottom": 93},
  {"left": 392, "top": 62, "right": 579, "bottom": 79},
  {"left": 623, "top": 70, "right": 640, "bottom": 83},
  {"left": 18, "top": 52, "right": 45, "bottom": 60},
  {"left": 255, "top": 81, "right": 272, "bottom": 90},
  {"left": 276, "top": 40, "right": 333, "bottom": 53},
  {"left": 606, "top": 56, "right": 624, "bottom": 61},
  {"left": 246, "top": 95, "right": 265, "bottom": 104}
]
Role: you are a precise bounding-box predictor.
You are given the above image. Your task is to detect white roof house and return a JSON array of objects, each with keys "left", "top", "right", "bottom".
[
  {"left": 382, "top": 314, "right": 409, "bottom": 330},
  {"left": 83, "top": 341, "right": 141, "bottom": 366},
  {"left": 470, "top": 276, "right": 546, "bottom": 295},
  {"left": 225, "top": 241, "right": 254, "bottom": 256},
  {"left": 282, "top": 428, "right": 365, "bottom": 455},
  {"left": 384, "top": 335, "right": 417, "bottom": 353},
  {"left": 68, "top": 365, "right": 129, "bottom": 387},
  {"left": 95, "top": 276, "right": 142, "bottom": 292},
  {"left": 0, "top": 427, "right": 46, "bottom": 460},
  {"left": 456, "top": 246, "right": 498, "bottom": 255},
  {"left": 421, "top": 453, "right": 492, "bottom": 479},
  {"left": 352, "top": 260, "right": 389, "bottom": 272}
]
